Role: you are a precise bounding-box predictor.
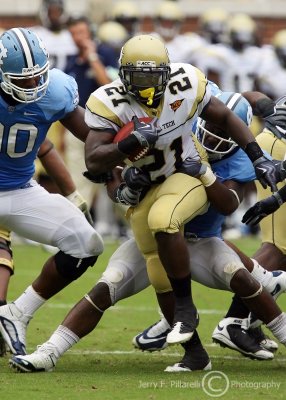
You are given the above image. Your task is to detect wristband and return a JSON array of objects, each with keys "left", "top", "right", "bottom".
[
  {"left": 244, "top": 141, "right": 264, "bottom": 162},
  {"left": 200, "top": 166, "right": 217, "bottom": 187}
]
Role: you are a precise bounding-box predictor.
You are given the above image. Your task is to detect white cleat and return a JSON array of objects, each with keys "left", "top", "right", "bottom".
[
  {"left": 0, "top": 303, "right": 31, "bottom": 355},
  {"left": 167, "top": 322, "right": 195, "bottom": 345},
  {"left": 165, "top": 361, "right": 212, "bottom": 373},
  {"left": 9, "top": 343, "right": 58, "bottom": 373}
]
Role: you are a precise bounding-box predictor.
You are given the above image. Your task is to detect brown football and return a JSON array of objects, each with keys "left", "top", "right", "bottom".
[{"left": 113, "top": 117, "right": 153, "bottom": 162}]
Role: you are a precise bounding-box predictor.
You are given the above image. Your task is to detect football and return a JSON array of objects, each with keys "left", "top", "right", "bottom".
[{"left": 113, "top": 117, "right": 153, "bottom": 162}]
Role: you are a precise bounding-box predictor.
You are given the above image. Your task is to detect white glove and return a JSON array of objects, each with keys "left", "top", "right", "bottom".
[{"left": 66, "top": 190, "right": 93, "bottom": 225}]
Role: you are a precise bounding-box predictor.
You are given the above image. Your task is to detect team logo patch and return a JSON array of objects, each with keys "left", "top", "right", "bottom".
[{"left": 170, "top": 99, "right": 184, "bottom": 112}]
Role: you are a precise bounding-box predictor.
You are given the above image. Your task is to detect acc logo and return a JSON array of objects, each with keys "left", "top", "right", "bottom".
[
  {"left": 136, "top": 60, "right": 156, "bottom": 67},
  {"left": 170, "top": 99, "right": 184, "bottom": 112},
  {"left": 0, "top": 40, "right": 8, "bottom": 65}
]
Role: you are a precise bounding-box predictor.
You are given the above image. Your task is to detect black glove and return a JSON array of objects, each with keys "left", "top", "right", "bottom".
[
  {"left": 253, "top": 156, "right": 278, "bottom": 192},
  {"left": 83, "top": 170, "right": 113, "bottom": 184},
  {"left": 263, "top": 96, "right": 286, "bottom": 140},
  {"left": 177, "top": 157, "right": 207, "bottom": 177},
  {"left": 273, "top": 159, "right": 286, "bottom": 183},
  {"left": 131, "top": 116, "right": 159, "bottom": 148},
  {"left": 121, "top": 166, "right": 151, "bottom": 191},
  {"left": 242, "top": 194, "right": 282, "bottom": 226},
  {"left": 115, "top": 183, "right": 141, "bottom": 206}
]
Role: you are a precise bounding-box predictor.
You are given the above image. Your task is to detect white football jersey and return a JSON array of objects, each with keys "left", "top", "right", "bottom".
[
  {"left": 256, "top": 45, "right": 286, "bottom": 99},
  {"left": 193, "top": 43, "right": 265, "bottom": 92},
  {"left": 85, "top": 63, "right": 211, "bottom": 182},
  {"left": 31, "top": 26, "right": 77, "bottom": 70}
]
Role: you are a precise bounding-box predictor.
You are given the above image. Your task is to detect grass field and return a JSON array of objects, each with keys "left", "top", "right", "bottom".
[{"left": 1, "top": 236, "right": 286, "bottom": 400}]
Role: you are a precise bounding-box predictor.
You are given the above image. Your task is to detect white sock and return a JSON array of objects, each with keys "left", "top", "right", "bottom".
[
  {"left": 14, "top": 285, "right": 45, "bottom": 316},
  {"left": 250, "top": 258, "right": 273, "bottom": 288},
  {"left": 267, "top": 313, "right": 286, "bottom": 344},
  {"left": 47, "top": 325, "right": 80, "bottom": 358}
]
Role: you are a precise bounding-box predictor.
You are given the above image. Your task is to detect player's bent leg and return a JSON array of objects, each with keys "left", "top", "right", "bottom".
[{"left": 10, "top": 239, "right": 150, "bottom": 371}]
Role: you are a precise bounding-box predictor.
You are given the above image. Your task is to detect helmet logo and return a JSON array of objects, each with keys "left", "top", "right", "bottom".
[
  {"left": 136, "top": 60, "right": 156, "bottom": 67},
  {"left": 170, "top": 99, "right": 184, "bottom": 112},
  {"left": 0, "top": 41, "right": 8, "bottom": 65},
  {"left": 22, "top": 64, "right": 40, "bottom": 73}
]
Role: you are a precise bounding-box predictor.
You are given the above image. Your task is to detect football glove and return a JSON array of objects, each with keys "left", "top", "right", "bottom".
[
  {"left": 177, "top": 158, "right": 216, "bottom": 187},
  {"left": 177, "top": 157, "right": 207, "bottom": 177},
  {"left": 66, "top": 190, "right": 93, "bottom": 225},
  {"left": 115, "top": 183, "right": 141, "bottom": 206},
  {"left": 263, "top": 96, "right": 286, "bottom": 140},
  {"left": 121, "top": 166, "right": 151, "bottom": 191},
  {"left": 242, "top": 193, "right": 283, "bottom": 226},
  {"left": 252, "top": 156, "right": 278, "bottom": 192},
  {"left": 273, "top": 159, "right": 286, "bottom": 182},
  {"left": 131, "top": 116, "right": 160, "bottom": 148}
]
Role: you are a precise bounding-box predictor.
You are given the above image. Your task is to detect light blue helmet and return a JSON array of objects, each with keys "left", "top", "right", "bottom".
[
  {"left": 196, "top": 91, "right": 253, "bottom": 160},
  {"left": 0, "top": 27, "right": 49, "bottom": 103}
]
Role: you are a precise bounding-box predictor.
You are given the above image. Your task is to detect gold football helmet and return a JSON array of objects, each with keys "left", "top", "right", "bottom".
[
  {"left": 155, "top": 0, "right": 183, "bottom": 40},
  {"left": 272, "top": 30, "right": 286, "bottom": 68},
  {"left": 119, "top": 35, "right": 171, "bottom": 105},
  {"left": 199, "top": 8, "right": 229, "bottom": 44},
  {"left": 97, "top": 21, "right": 128, "bottom": 50},
  {"left": 228, "top": 14, "right": 257, "bottom": 50}
]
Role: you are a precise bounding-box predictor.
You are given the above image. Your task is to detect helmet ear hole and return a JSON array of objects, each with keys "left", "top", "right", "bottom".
[{"left": 0, "top": 28, "right": 50, "bottom": 103}]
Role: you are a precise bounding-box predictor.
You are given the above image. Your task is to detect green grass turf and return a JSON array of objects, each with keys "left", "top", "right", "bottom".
[{"left": 1, "top": 236, "right": 286, "bottom": 400}]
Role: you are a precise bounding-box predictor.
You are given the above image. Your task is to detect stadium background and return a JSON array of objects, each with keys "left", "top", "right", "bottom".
[{"left": 0, "top": 0, "right": 285, "bottom": 43}]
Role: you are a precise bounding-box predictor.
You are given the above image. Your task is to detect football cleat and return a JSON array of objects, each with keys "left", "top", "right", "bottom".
[
  {"left": 165, "top": 330, "right": 212, "bottom": 372},
  {"left": 167, "top": 304, "right": 199, "bottom": 345},
  {"left": 249, "top": 326, "right": 278, "bottom": 352},
  {"left": 9, "top": 343, "right": 58, "bottom": 373},
  {"left": 132, "top": 318, "right": 171, "bottom": 351},
  {"left": 165, "top": 360, "right": 211, "bottom": 372},
  {"left": 250, "top": 270, "right": 286, "bottom": 329},
  {"left": 212, "top": 317, "right": 274, "bottom": 360},
  {"left": 0, "top": 303, "right": 32, "bottom": 355}
]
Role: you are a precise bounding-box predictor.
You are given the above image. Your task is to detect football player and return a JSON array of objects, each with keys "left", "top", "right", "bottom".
[
  {"left": 9, "top": 90, "right": 286, "bottom": 373},
  {"left": 0, "top": 137, "right": 91, "bottom": 356},
  {"left": 0, "top": 27, "right": 104, "bottom": 356},
  {"left": 83, "top": 34, "right": 277, "bottom": 345}
]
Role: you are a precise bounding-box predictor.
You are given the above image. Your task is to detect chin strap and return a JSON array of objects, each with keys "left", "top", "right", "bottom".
[{"left": 139, "top": 87, "right": 155, "bottom": 105}]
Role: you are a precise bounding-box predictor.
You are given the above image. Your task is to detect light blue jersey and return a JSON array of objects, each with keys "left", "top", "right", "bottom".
[
  {"left": 0, "top": 69, "right": 78, "bottom": 190},
  {"left": 185, "top": 148, "right": 256, "bottom": 239}
]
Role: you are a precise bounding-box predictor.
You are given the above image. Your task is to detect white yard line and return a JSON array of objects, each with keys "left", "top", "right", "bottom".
[{"left": 46, "top": 303, "right": 225, "bottom": 315}]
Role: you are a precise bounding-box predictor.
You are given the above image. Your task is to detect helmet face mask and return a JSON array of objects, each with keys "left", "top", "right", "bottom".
[
  {"left": 196, "top": 92, "right": 253, "bottom": 161},
  {"left": 0, "top": 28, "right": 50, "bottom": 103},
  {"left": 119, "top": 35, "right": 170, "bottom": 105}
]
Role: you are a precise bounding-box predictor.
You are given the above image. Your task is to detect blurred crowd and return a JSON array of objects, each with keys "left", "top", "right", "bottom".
[{"left": 4, "top": 0, "right": 286, "bottom": 242}]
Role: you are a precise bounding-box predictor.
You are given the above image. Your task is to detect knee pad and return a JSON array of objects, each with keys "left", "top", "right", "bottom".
[
  {"left": 224, "top": 260, "right": 246, "bottom": 287},
  {"left": 146, "top": 252, "right": 172, "bottom": 293},
  {"left": 0, "top": 239, "right": 14, "bottom": 275},
  {"left": 54, "top": 251, "right": 97, "bottom": 281},
  {"left": 98, "top": 261, "right": 149, "bottom": 305}
]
